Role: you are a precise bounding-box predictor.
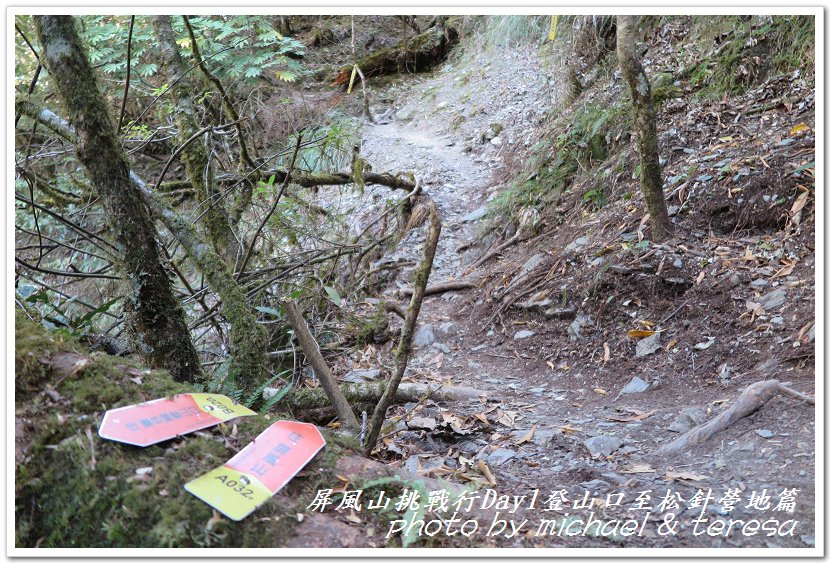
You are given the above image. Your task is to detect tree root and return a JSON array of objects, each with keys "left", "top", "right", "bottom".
[{"left": 657, "top": 380, "right": 815, "bottom": 454}]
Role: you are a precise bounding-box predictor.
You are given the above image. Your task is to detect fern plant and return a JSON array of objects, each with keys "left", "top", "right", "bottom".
[{"left": 196, "top": 361, "right": 293, "bottom": 413}]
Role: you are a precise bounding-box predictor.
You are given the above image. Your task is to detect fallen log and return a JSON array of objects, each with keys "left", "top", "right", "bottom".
[
  {"left": 332, "top": 23, "right": 459, "bottom": 87},
  {"left": 272, "top": 382, "right": 486, "bottom": 411},
  {"left": 398, "top": 280, "right": 476, "bottom": 297},
  {"left": 657, "top": 379, "right": 815, "bottom": 454}
]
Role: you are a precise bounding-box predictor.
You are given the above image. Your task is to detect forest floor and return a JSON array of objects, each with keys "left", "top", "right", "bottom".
[{"left": 312, "top": 26, "right": 817, "bottom": 548}]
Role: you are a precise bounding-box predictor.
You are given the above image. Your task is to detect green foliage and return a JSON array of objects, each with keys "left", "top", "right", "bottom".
[
  {"left": 197, "top": 358, "right": 293, "bottom": 411},
  {"left": 490, "top": 98, "right": 627, "bottom": 222},
  {"left": 582, "top": 189, "right": 606, "bottom": 209},
  {"left": 684, "top": 15, "right": 815, "bottom": 99},
  {"left": 283, "top": 112, "right": 360, "bottom": 173},
  {"left": 52, "top": 15, "right": 307, "bottom": 87}
]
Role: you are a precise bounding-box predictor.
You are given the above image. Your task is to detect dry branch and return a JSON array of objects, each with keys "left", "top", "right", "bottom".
[
  {"left": 365, "top": 202, "right": 442, "bottom": 453},
  {"left": 282, "top": 299, "right": 360, "bottom": 430},
  {"left": 658, "top": 379, "right": 815, "bottom": 454}
]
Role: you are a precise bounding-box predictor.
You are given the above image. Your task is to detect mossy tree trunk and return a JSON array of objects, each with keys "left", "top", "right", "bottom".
[
  {"left": 151, "top": 16, "right": 235, "bottom": 259},
  {"left": 616, "top": 15, "right": 673, "bottom": 241},
  {"left": 34, "top": 16, "right": 201, "bottom": 383}
]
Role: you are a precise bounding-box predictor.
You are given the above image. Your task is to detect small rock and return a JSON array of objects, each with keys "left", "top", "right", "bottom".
[
  {"left": 668, "top": 407, "right": 707, "bottom": 433},
  {"left": 414, "top": 324, "right": 436, "bottom": 346},
  {"left": 635, "top": 333, "right": 662, "bottom": 357},
  {"left": 395, "top": 108, "right": 415, "bottom": 121},
  {"left": 580, "top": 479, "right": 611, "bottom": 492},
  {"left": 759, "top": 287, "right": 787, "bottom": 311},
  {"left": 483, "top": 378, "right": 501, "bottom": 384},
  {"left": 583, "top": 435, "right": 624, "bottom": 458},
  {"left": 462, "top": 206, "right": 488, "bottom": 223},
  {"left": 693, "top": 337, "right": 716, "bottom": 350},
  {"left": 750, "top": 278, "right": 769, "bottom": 288},
  {"left": 487, "top": 448, "right": 517, "bottom": 465},
  {"left": 755, "top": 429, "right": 775, "bottom": 439},
  {"left": 533, "top": 430, "right": 556, "bottom": 446},
  {"left": 471, "top": 344, "right": 488, "bottom": 352},
  {"left": 727, "top": 273, "right": 743, "bottom": 288},
  {"left": 566, "top": 236, "right": 588, "bottom": 253},
  {"left": 490, "top": 136, "right": 502, "bottom": 146},
  {"left": 770, "top": 316, "right": 785, "bottom": 325},
  {"left": 342, "top": 368, "right": 382, "bottom": 383},
  {"left": 514, "top": 330, "right": 535, "bottom": 340},
  {"left": 673, "top": 258, "right": 683, "bottom": 268},
  {"left": 619, "top": 376, "right": 649, "bottom": 395},
  {"left": 438, "top": 322, "right": 454, "bottom": 334},
  {"left": 568, "top": 313, "right": 592, "bottom": 341},
  {"left": 800, "top": 535, "right": 815, "bottom": 547},
  {"left": 408, "top": 417, "right": 437, "bottom": 431},
  {"left": 404, "top": 456, "right": 420, "bottom": 473},
  {"left": 432, "top": 342, "right": 451, "bottom": 354},
  {"left": 543, "top": 304, "right": 578, "bottom": 320}
]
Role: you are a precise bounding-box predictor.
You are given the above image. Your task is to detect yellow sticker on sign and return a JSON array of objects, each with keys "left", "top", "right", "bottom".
[
  {"left": 190, "top": 393, "right": 257, "bottom": 421},
  {"left": 185, "top": 420, "right": 326, "bottom": 521},
  {"left": 185, "top": 466, "right": 272, "bottom": 521}
]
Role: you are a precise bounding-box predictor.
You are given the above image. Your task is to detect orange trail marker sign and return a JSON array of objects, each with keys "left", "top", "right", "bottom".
[
  {"left": 98, "top": 393, "right": 256, "bottom": 447},
  {"left": 185, "top": 420, "right": 326, "bottom": 521}
]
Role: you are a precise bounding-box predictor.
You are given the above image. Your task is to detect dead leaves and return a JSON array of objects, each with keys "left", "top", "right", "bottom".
[
  {"left": 477, "top": 459, "right": 497, "bottom": 486},
  {"left": 514, "top": 424, "right": 536, "bottom": 445}
]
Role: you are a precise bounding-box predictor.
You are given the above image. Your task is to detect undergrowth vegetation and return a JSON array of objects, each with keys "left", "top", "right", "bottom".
[{"left": 488, "top": 14, "right": 815, "bottom": 233}]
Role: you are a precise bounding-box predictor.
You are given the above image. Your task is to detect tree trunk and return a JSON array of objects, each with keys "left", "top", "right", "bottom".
[
  {"left": 151, "top": 16, "right": 234, "bottom": 258},
  {"left": 616, "top": 16, "right": 673, "bottom": 241},
  {"left": 18, "top": 100, "right": 270, "bottom": 397},
  {"left": 34, "top": 16, "right": 200, "bottom": 382}
]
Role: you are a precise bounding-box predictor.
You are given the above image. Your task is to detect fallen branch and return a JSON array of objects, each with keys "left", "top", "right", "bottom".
[
  {"left": 282, "top": 299, "right": 360, "bottom": 430},
  {"left": 398, "top": 280, "right": 476, "bottom": 297},
  {"left": 464, "top": 230, "right": 525, "bottom": 273},
  {"left": 365, "top": 202, "right": 441, "bottom": 453},
  {"left": 276, "top": 382, "right": 485, "bottom": 411},
  {"left": 217, "top": 169, "right": 416, "bottom": 192},
  {"left": 658, "top": 380, "right": 815, "bottom": 454}
]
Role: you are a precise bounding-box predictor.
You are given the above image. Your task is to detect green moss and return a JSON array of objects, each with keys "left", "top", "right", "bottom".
[
  {"left": 14, "top": 317, "right": 357, "bottom": 548},
  {"left": 15, "top": 309, "right": 77, "bottom": 400},
  {"left": 686, "top": 15, "right": 815, "bottom": 99},
  {"left": 489, "top": 97, "right": 627, "bottom": 224}
]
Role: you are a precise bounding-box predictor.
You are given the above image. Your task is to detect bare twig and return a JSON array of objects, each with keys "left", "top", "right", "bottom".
[
  {"left": 398, "top": 280, "right": 475, "bottom": 297},
  {"left": 116, "top": 16, "right": 135, "bottom": 134},
  {"left": 235, "top": 133, "right": 302, "bottom": 280}
]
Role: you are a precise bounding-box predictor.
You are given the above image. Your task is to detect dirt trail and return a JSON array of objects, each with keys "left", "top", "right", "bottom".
[{"left": 354, "top": 46, "right": 815, "bottom": 548}]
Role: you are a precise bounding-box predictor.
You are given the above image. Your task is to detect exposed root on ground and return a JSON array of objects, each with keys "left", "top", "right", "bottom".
[{"left": 658, "top": 379, "right": 815, "bottom": 454}]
